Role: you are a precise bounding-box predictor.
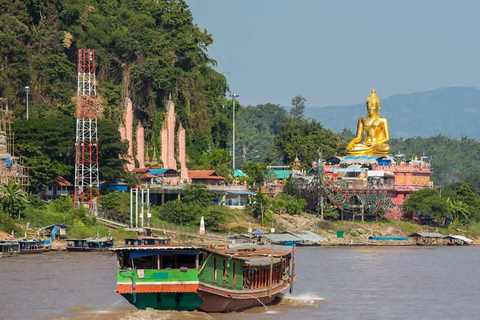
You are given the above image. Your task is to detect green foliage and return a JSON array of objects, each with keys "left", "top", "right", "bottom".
[
  {"left": 322, "top": 203, "right": 340, "bottom": 220},
  {"left": 99, "top": 191, "right": 130, "bottom": 220},
  {"left": 181, "top": 184, "right": 216, "bottom": 207},
  {"left": 290, "top": 95, "right": 306, "bottom": 117},
  {"left": 0, "top": 181, "right": 28, "bottom": 218},
  {"left": 390, "top": 135, "right": 480, "bottom": 186},
  {"left": 402, "top": 188, "right": 449, "bottom": 220},
  {"left": 193, "top": 149, "right": 232, "bottom": 182},
  {"left": 242, "top": 161, "right": 268, "bottom": 186},
  {"left": 274, "top": 117, "right": 342, "bottom": 168},
  {"left": 236, "top": 103, "right": 289, "bottom": 166},
  {"left": 13, "top": 117, "right": 127, "bottom": 189}
]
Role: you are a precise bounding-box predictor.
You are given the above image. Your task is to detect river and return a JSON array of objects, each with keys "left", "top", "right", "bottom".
[{"left": 1, "top": 246, "right": 479, "bottom": 319}]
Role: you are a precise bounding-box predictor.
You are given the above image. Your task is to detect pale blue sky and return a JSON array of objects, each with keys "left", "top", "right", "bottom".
[{"left": 187, "top": 0, "right": 480, "bottom": 107}]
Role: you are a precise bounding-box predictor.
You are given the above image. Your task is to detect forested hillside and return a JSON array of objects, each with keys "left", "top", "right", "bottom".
[{"left": 1, "top": 0, "right": 230, "bottom": 171}]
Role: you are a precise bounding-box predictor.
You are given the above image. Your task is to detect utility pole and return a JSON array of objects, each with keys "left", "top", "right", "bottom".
[
  {"left": 231, "top": 93, "right": 239, "bottom": 172},
  {"left": 24, "top": 86, "right": 30, "bottom": 120}
]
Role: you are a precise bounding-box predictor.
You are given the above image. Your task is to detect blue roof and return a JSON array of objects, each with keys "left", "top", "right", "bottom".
[
  {"left": 227, "top": 191, "right": 256, "bottom": 195},
  {"left": 149, "top": 168, "right": 168, "bottom": 175},
  {"left": 345, "top": 156, "right": 380, "bottom": 160}
]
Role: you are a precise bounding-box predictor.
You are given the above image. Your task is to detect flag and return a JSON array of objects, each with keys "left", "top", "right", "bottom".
[
  {"left": 10, "top": 230, "right": 14, "bottom": 239},
  {"left": 24, "top": 230, "right": 27, "bottom": 239}
]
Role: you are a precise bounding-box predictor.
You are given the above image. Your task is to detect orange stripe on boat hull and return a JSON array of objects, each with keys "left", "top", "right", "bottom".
[{"left": 118, "top": 283, "right": 199, "bottom": 294}]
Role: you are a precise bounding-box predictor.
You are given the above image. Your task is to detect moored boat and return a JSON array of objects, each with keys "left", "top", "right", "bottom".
[
  {"left": 0, "top": 240, "right": 20, "bottom": 257},
  {"left": 112, "top": 244, "right": 296, "bottom": 312},
  {"left": 67, "top": 237, "right": 114, "bottom": 251},
  {"left": 18, "top": 239, "right": 51, "bottom": 254}
]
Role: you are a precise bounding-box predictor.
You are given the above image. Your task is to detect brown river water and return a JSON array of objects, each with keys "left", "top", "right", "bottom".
[{"left": 1, "top": 246, "right": 479, "bottom": 320}]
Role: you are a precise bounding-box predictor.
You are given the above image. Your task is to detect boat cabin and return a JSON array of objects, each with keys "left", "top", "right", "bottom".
[
  {"left": 18, "top": 239, "right": 51, "bottom": 253},
  {"left": 0, "top": 240, "right": 20, "bottom": 256},
  {"left": 86, "top": 237, "right": 114, "bottom": 251},
  {"left": 124, "top": 237, "right": 171, "bottom": 247},
  {"left": 66, "top": 239, "right": 89, "bottom": 251}
]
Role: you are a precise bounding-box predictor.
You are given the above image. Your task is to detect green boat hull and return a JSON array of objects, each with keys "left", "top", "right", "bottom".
[{"left": 121, "top": 292, "right": 203, "bottom": 311}]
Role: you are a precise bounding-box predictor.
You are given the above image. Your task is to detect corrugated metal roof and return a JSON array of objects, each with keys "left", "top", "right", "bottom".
[
  {"left": 446, "top": 235, "right": 473, "bottom": 243},
  {"left": 110, "top": 245, "right": 200, "bottom": 251},
  {"left": 285, "top": 230, "right": 327, "bottom": 242},
  {"left": 409, "top": 232, "right": 444, "bottom": 238},
  {"left": 265, "top": 233, "right": 300, "bottom": 242},
  {"left": 244, "top": 257, "right": 281, "bottom": 266}
]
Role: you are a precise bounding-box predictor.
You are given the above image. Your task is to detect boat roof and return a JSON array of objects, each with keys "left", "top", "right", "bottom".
[
  {"left": 244, "top": 257, "right": 282, "bottom": 267},
  {"left": 110, "top": 245, "right": 201, "bottom": 251},
  {"left": 265, "top": 233, "right": 300, "bottom": 242},
  {"left": 87, "top": 237, "right": 113, "bottom": 243},
  {"left": 445, "top": 235, "right": 473, "bottom": 243},
  {"left": 285, "top": 230, "right": 328, "bottom": 242},
  {"left": 125, "top": 236, "right": 171, "bottom": 240},
  {"left": 409, "top": 232, "right": 444, "bottom": 238},
  {"left": 205, "top": 245, "right": 293, "bottom": 258}
]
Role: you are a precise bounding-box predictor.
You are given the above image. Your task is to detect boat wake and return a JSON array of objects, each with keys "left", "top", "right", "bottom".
[
  {"left": 281, "top": 293, "right": 324, "bottom": 307},
  {"left": 120, "top": 309, "right": 213, "bottom": 320}
]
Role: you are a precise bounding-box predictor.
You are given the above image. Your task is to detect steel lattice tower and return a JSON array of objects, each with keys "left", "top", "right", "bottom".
[{"left": 74, "top": 49, "right": 99, "bottom": 214}]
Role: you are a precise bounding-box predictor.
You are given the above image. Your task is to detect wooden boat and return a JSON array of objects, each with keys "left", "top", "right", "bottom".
[
  {"left": 124, "top": 237, "right": 171, "bottom": 247},
  {"left": 66, "top": 237, "right": 114, "bottom": 251},
  {"left": 18, "top": 239, "right": 51, "bottom": 254},
  {"left": 66, "top": 239, "right": 89, "bottom": 251},
  {"left": 0, "top": 240, "right": 20, "bottom": 257},
  {"left": 111, "top": 244, "right": 296, "bottom": 312}
]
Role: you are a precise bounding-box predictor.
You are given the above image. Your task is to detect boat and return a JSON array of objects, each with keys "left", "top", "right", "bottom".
[
  {"left": 124, "top": 236, "right": 171, "bottom": 247},
  {"left": 0, "top": 240, "right": 20, "bottom": 257},
  {"left": 66, "top": 239, "right": 89, "bottom": 251},
  {"left": 365, "top": 236, "right": 414, "bottom": 246},
  {"left": 18, "top": 239, "right": 51, "bottom": 254},
  {"left": 66, "top": 237, "right": 114, "bottom": 251},
  {"left": 111, "top": 244, "right": 296, "bottom": 312}
]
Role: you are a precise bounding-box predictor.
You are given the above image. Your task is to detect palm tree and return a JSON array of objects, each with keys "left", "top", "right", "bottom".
[
  {"left": 446, "top": 197, "right": 470, "bottom": 223},
  {"left": 0, "top": 181, "right": 28, "bottom": 219}
]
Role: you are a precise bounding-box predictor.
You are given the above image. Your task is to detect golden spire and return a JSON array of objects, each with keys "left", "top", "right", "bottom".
[{"left": 366, "top": 89, "right": 380, "bottom": 107}]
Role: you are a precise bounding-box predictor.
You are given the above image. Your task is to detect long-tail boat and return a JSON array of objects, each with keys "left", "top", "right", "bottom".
[
  {"left": 111, "top": 244, "right": 296, "bottom": 312},
  {"left": 18, "top": 239, "right": 51, "bottom": 254}
]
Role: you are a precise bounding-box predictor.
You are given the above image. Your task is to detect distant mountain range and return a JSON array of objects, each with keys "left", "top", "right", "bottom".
[{"left": 304, "top": 87, "right": 480, "bottom": 140}]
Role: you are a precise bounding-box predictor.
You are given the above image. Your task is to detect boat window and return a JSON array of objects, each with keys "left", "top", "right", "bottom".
[
  {"left": 133, "top": 255, "right": 157, "bottom": 269},
  {"left": 214, "top": 257, "right": 217, "bottom": 281},
  {"left": 161, "top": 255, "right": 175, "bottom": 269},
  {"left": 176, "top": 254, "right": 195, "bottom": 269}
]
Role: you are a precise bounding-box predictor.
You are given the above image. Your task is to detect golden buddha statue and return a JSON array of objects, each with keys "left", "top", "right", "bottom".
[{"left": 346, "top": 89, "right": 390, "bottom": 156}]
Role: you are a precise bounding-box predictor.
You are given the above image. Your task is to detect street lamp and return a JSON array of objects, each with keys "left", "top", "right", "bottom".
[
  {"left": 24, "top": 86, "right": 30, "bottom": 120},
  {"left": 231, "top": 93, "right": 239, "bottom": 172}
]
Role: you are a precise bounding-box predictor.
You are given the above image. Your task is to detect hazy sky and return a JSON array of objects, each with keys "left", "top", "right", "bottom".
[{"left": 186, "top": 0, "right": 480, "bottom": 107}]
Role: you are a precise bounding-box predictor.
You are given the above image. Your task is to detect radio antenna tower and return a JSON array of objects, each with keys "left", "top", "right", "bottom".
[{"left": 74, "top": 49, "right": 99, "bottom": 214}]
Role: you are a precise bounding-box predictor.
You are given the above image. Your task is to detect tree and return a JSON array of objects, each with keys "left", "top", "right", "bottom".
[
  {"left": 194, "top": 149, "right": 232, "bottom": 182},
  {"left": 402, "top": 188, "right": 448, "bottom": 220},
  {"left": 290, "top": 95, "right": 306, "bottom": 117},
  {"left": 274, "top": 118, "right": 342, "bottom": 168},
  {"left": 242, "top": 161, "right": 268, "bottom": 186},
  {"left": 0, "top": 181, "right": 28, "bottom": 218},
  {"left": 181, "top": 184, "right": 217, "bottom": 207}
]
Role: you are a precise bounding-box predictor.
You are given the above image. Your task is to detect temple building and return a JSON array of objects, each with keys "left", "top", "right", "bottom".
[{"left": 293, "top": 89, "right": 433, "bottom": 220}]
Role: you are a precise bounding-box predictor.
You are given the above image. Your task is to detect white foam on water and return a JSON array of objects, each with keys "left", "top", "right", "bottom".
[{"left": 283, "top": 293, "right": 325, "bottom": 306}]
